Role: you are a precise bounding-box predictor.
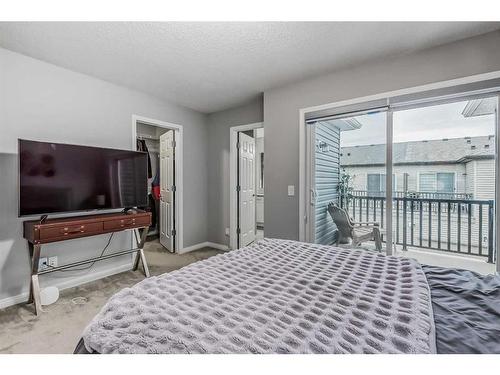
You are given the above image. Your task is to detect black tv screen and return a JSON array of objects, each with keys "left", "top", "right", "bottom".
[{"left": 19, "top": 139, "right": 148, "bottom": 216}]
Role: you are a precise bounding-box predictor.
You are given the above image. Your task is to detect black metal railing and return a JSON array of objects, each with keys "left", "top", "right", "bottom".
[
  {"left": 340, "top": 194, "right": 494, "bottom": 263},
  {"left": 352, "top": 190, "right": 473, "bottom": 200}
]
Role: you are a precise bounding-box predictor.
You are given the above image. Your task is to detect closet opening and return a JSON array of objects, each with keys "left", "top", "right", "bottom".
[{"left": 133, "top": 116, "right": 183, "bottom": 253}]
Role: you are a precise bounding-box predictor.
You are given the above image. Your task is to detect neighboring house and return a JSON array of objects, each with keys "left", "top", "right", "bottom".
[
  {"left": 341, "top": 135, "right": 495, "bottom": 201},
  {"left": 313, "top": 119, "right": 361, "bottom": 245}
]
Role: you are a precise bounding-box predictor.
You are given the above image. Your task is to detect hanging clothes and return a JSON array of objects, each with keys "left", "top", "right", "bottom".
[
  {"left": 136, "top": 139, "right": 152, "bottom": 178},
  {"left": 148, "top": 193, "right": 157, "bottom": 228},
  {"left": 152, "top": 167, "right": 160, "bottom": 201}
]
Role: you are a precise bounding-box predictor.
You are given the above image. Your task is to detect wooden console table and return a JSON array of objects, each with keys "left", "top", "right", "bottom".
[{"left": 23, "top": 211, "right": 152, "bottom": 315}]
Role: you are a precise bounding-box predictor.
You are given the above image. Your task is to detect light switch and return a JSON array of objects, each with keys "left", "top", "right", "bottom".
[{"left": 287, "top": 185, "right": 295, "bottom": 196}]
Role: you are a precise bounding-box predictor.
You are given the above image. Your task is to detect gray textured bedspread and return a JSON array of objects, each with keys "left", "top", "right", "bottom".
[
  {"left": 80, "top": 239, "right": 435, "bottom": 354},
  {"left": 422, "top": 265, "right": 500, "bottom": 354}
]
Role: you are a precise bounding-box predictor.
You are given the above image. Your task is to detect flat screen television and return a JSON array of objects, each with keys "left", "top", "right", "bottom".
[{"left": 18, "top": 139, "right": 148, "bottom": 217}]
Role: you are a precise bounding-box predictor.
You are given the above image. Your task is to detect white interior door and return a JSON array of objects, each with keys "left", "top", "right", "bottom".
[
  {"left": 160, "top": 130, "right": 175, "bottom": 252},
  {"left": 238, "top": 133, "right": 256, "bottom": 247}
]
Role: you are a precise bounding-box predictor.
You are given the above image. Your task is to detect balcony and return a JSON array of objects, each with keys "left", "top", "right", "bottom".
[
  {"left": 352, "top": 190, "right": 473, "bottom": 200},
  {"left": 339, "top": 190, "right": 496, "bottom": 273}
]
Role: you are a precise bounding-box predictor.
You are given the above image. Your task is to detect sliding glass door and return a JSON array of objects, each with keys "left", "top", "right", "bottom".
[
  {"left": 306, "top": 85, "right": 499, "bottom": 274},
  {"left": 310, "top": 110, "right": 387, "bottom": 251},
  {"left": 392, "top": 97, "right": 498, "bottom": 273}
]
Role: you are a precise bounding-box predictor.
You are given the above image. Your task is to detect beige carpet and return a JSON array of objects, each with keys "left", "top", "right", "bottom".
[{"left": 0, "top": 240, "right": 224, "bottom": 354}]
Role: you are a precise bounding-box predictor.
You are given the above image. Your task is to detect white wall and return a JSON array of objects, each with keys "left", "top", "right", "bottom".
[
  {"left": 263, "top": 30, "right": 500, "bottom": 241},
  {"left": 0, "top": 48, "right": 208, "bottom": 305},
  {"left": 206, "top": 96, "right": 263, "bottom": 246}
]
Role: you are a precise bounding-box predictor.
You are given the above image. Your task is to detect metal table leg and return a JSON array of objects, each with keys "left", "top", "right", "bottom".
[
  {"left": 28, "top": 242, "right": 42, "bottom": 316},
  {"left": 133, "top": 228, "right": 150, "bottom": 277}
]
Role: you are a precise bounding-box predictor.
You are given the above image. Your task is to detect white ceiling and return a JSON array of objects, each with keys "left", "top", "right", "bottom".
[{"left": 1, "top": 22, "right": 499, "bottom": 113}]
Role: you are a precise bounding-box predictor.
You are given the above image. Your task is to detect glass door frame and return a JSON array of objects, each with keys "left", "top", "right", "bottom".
[{"left": 302, "top": 81, "right": 500, "bottom": 273}]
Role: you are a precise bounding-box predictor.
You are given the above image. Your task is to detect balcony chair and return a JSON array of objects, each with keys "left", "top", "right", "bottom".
[{"left": 327, "top": 202, "right": 383, "bottom": 252}]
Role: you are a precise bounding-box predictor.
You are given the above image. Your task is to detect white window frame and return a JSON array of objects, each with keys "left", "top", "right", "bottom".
[{"left": 417, "top": 171, "right": 457, "bottom": 194}]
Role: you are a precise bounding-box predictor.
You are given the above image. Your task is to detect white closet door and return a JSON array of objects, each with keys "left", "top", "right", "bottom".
[
  {"left": 160, "top": 130, "right": 175, "bottom": 252},
  {"left": 238, "top": 133, "right": 256, "bottom": 247}
]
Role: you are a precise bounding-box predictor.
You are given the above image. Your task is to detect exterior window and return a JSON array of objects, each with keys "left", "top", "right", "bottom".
[
  {"left": 367, "top": 174, "right": 382, "bottom": 196},
  {"left": 419, "top": 172, "right": 454, "bottom": 193},
  {"left": 437, "top": 173, "right": 454, "bottom": 193},
  {"left": 367, "top": 173, "right": 395, "bottom": 196},
  {"left": 419, "top": 173, "right": 435, "bottom": 192}
]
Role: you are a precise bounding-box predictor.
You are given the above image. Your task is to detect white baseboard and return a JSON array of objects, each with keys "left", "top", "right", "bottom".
[
  {"left": 178, "top": 241, "right": 229, "bottom": 254},
  {"left": 0, "top": 293, "right": 29, "bottom": 310},
  {"left": 1, "top": 242, "right": 230, "bottom": 309},
  {"left": 0, "top": 262, "right": 133, "bottom": 310},
  {"left": 206, "top": 242, "right": 230, "bottom": 251}
]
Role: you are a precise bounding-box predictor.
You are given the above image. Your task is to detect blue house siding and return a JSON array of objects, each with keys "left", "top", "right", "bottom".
[{"left": 314, "top": 122, "right": 340, "bottom": 245}]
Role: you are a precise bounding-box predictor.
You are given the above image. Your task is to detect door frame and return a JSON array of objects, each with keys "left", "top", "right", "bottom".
[
  {"left": 229, "top": 122, "right": 263, "bottom": 250},
  {"left": 132, "top": 115, "right": 183, "bottom": 252},
  {"left": 300, "top": 71, "right": 500, "bottom": 265}
]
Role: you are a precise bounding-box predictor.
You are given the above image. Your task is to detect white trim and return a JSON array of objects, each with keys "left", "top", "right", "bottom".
[
  {"left": 386, "top": 111, "right": 393, "bottom": 256},
  {"left": 299, "top": 109, "right": 307, "bottom": 241},
  {"left": 305, "top": 124, "right": 315, "bottom": 243},
  {"left": 177, "top": 241, "right": 229, "bottom": 254},
  {"left": 229, "top": 122, "right": 264, "bottom": 250},
  {"left": 299, "top": 70, "right": 500, "bottom": 242},
  {"left": 0, "top": 263, "right": 132, "bottom": 310},
  {"left": 495, "top": 95, "right": 500, "bottom": 274},
  {"left": 0, "top": 293, "right": 28, "bottom": 309},
  {"left": 206, "top": 242, "right": 230, "bottom": 251},
  {"left": 132, "top": 115, "right": 184, "bottom": 253}
]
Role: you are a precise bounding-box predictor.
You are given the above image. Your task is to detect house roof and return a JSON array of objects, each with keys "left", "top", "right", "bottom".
[
  {"left": 340, "top": 135, "right": 495, "bottom": 167},
  {"left": 462, "top": 97, "right": 497, "bottom": 117}
]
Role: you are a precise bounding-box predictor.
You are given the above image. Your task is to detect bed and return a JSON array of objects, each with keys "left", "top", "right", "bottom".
[{"left": 74, "top": 238, "right": 500, "bottom": 354}]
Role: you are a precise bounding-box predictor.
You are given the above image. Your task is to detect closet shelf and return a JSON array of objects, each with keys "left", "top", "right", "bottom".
[{"left": 137, "top": 133, "right": 160, "bottom": 141}]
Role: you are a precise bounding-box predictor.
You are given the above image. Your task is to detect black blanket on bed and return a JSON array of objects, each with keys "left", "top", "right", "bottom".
[
  {"left": 74, "top": 265, "right": 500, "bottom": 354},
  {"left": 422, "top": 265, "right": 500, "bottom": 354}
]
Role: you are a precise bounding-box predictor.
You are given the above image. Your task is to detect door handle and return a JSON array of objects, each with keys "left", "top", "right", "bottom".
[
  {"left": 310, "top": 189, "right": 317, "bottom": 206},
  {"left": 62, "top": 225, "right": 85, "bottom": 235}
]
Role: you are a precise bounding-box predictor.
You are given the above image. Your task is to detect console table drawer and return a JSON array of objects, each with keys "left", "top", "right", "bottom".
[
  {"left": 104, "top": 216, "right": 150, "bottom": 231},
  {"left": 40, "top": 222, "right": 103, "bottom": 241}
]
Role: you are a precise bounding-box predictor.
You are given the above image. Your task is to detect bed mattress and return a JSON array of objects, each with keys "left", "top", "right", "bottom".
[{"left": 80, "top": 238, "right": 435, "bottom": 354}]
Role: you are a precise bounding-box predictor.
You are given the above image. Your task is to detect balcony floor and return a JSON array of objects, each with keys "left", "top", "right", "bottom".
[
  {"left": 396, "top": 246, "right": 495, "bottom": 275},
  {"left": 353, "top": 241, "right": 496, "bottom": 275}
]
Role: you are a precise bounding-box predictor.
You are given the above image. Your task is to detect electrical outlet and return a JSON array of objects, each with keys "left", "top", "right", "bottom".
[
  {"left": 225, "top": 228, "right": 230, "bottom": 236},
  {"left": 48, "top": 256, "right": 58, "bottom": 268},
  {"left": 39, "top": 257, "right": 48, "bottom": 271}
]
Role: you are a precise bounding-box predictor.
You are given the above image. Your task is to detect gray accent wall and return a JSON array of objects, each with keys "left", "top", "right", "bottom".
[
  {"left": 263, "top": 30, "right": 500, "bottom": 241},
  {"left": 314, "top": 123, "right": 340, "bottom": 245},
  {"left": 0, "top": 48, "right": 208, "bottom": 304},
  {"left": 206, "top": 96, "right": 263, "bottom": 246}
]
